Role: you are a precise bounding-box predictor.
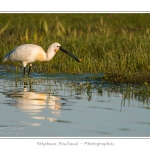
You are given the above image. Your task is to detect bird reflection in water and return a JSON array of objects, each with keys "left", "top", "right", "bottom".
[{"left": 5, "top": 81, "right": 62, "bottom": 123}]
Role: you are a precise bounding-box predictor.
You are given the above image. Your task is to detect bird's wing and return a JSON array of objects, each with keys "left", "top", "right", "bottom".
[{"left": 4, "top": 44, "right": 43, "bottom": 61}]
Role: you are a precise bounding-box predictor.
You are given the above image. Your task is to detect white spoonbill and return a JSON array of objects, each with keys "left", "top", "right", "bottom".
[{"left": 2, "top": 42, "right": 81, "bottom": 76}]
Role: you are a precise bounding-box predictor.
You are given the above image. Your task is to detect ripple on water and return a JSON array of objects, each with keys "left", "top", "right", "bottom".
[{"left": 0, "top": 73, "right": 150, "bottom": 137}]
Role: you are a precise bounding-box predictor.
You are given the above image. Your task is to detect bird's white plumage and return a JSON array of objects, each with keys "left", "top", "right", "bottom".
[
  {"left": 2, "top": 42, "right": 81, "bottom": 76},
  {"left": 2, "top": 42, "right": 61, "bottom": 67}
]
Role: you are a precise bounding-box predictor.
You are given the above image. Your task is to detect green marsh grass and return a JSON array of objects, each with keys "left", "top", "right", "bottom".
[{"left": 0, "top": 14, "right": 150, "bottom": 84}]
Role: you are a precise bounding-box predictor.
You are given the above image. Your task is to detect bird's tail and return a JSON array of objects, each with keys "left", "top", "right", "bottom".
[
  {"left": 2, "top": 49, "right": 14, "bottom": 62},
  {"left": 2, "top": 59, "right": 7, "bottom": 62},
  {"left": 2, "top": 55, "right": 8, "bottom": 62}
]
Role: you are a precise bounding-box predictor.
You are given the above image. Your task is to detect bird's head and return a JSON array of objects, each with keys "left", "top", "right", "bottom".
[
  {"left": 52, "top": 42, "right": 61, "bottom": 53},
  {"left": 51, "top": 42, "right": 81, "bottom": 62}
]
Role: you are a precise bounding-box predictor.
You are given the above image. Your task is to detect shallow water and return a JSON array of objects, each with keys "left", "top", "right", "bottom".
[{"left": 0, "top": 72, "right": 150, "bottom": 137}]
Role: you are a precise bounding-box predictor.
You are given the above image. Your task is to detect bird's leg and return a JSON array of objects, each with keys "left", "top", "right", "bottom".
[
  {"left": 23, "top": 82, "right": 28, "bottom": 91},
  {"left": 23, "top": 67, "right": 26, "bottom": 76},
  {"left": 28, "top": 64, "right": 32, "bottom": 76}
]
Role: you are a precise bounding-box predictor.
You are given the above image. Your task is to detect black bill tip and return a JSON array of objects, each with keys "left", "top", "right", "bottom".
[{"left": 72, "top": 57, "right": 81, "bottom": 62}]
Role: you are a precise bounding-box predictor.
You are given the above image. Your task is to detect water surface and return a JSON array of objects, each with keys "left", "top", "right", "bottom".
[{"left": 0, "top": 72, "right": 150, "bottom": 137}]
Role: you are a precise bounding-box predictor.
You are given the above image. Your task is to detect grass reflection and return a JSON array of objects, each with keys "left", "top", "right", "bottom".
[{"left": 1, "top": 76, "right": 150, "bottom": 110}]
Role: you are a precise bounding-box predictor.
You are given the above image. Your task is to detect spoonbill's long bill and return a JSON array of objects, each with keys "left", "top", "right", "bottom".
[{"left": 2, "top": 42, "right": 81, "bottom": 76}]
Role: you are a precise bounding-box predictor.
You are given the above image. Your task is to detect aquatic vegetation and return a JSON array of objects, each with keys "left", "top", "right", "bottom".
[
  {"left": 1, "top": 76, "right": 150, "bottom": 109},
  {"left": 1, "top": 76, "right": 150, "bottom": 137},
  {"left": 0, "top": 14, "right": 150, "bottom": 83}
]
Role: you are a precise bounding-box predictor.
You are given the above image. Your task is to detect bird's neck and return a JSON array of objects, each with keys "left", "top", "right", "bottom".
[{"left": 46, "top": 45, "right": 56, "bottom": 61}]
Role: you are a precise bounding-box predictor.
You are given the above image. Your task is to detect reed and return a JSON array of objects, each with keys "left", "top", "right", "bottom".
[
  {"left": 0, "top": 14, "right": 150, "bottom": 84},
  {"left": 0, "top": 20, "right": 10, "bottom": 34}
]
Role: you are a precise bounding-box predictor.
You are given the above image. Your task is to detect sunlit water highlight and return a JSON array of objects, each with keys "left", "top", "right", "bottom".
[{"left": 0, "top": 72, "right": 150, "bottom": 137}]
